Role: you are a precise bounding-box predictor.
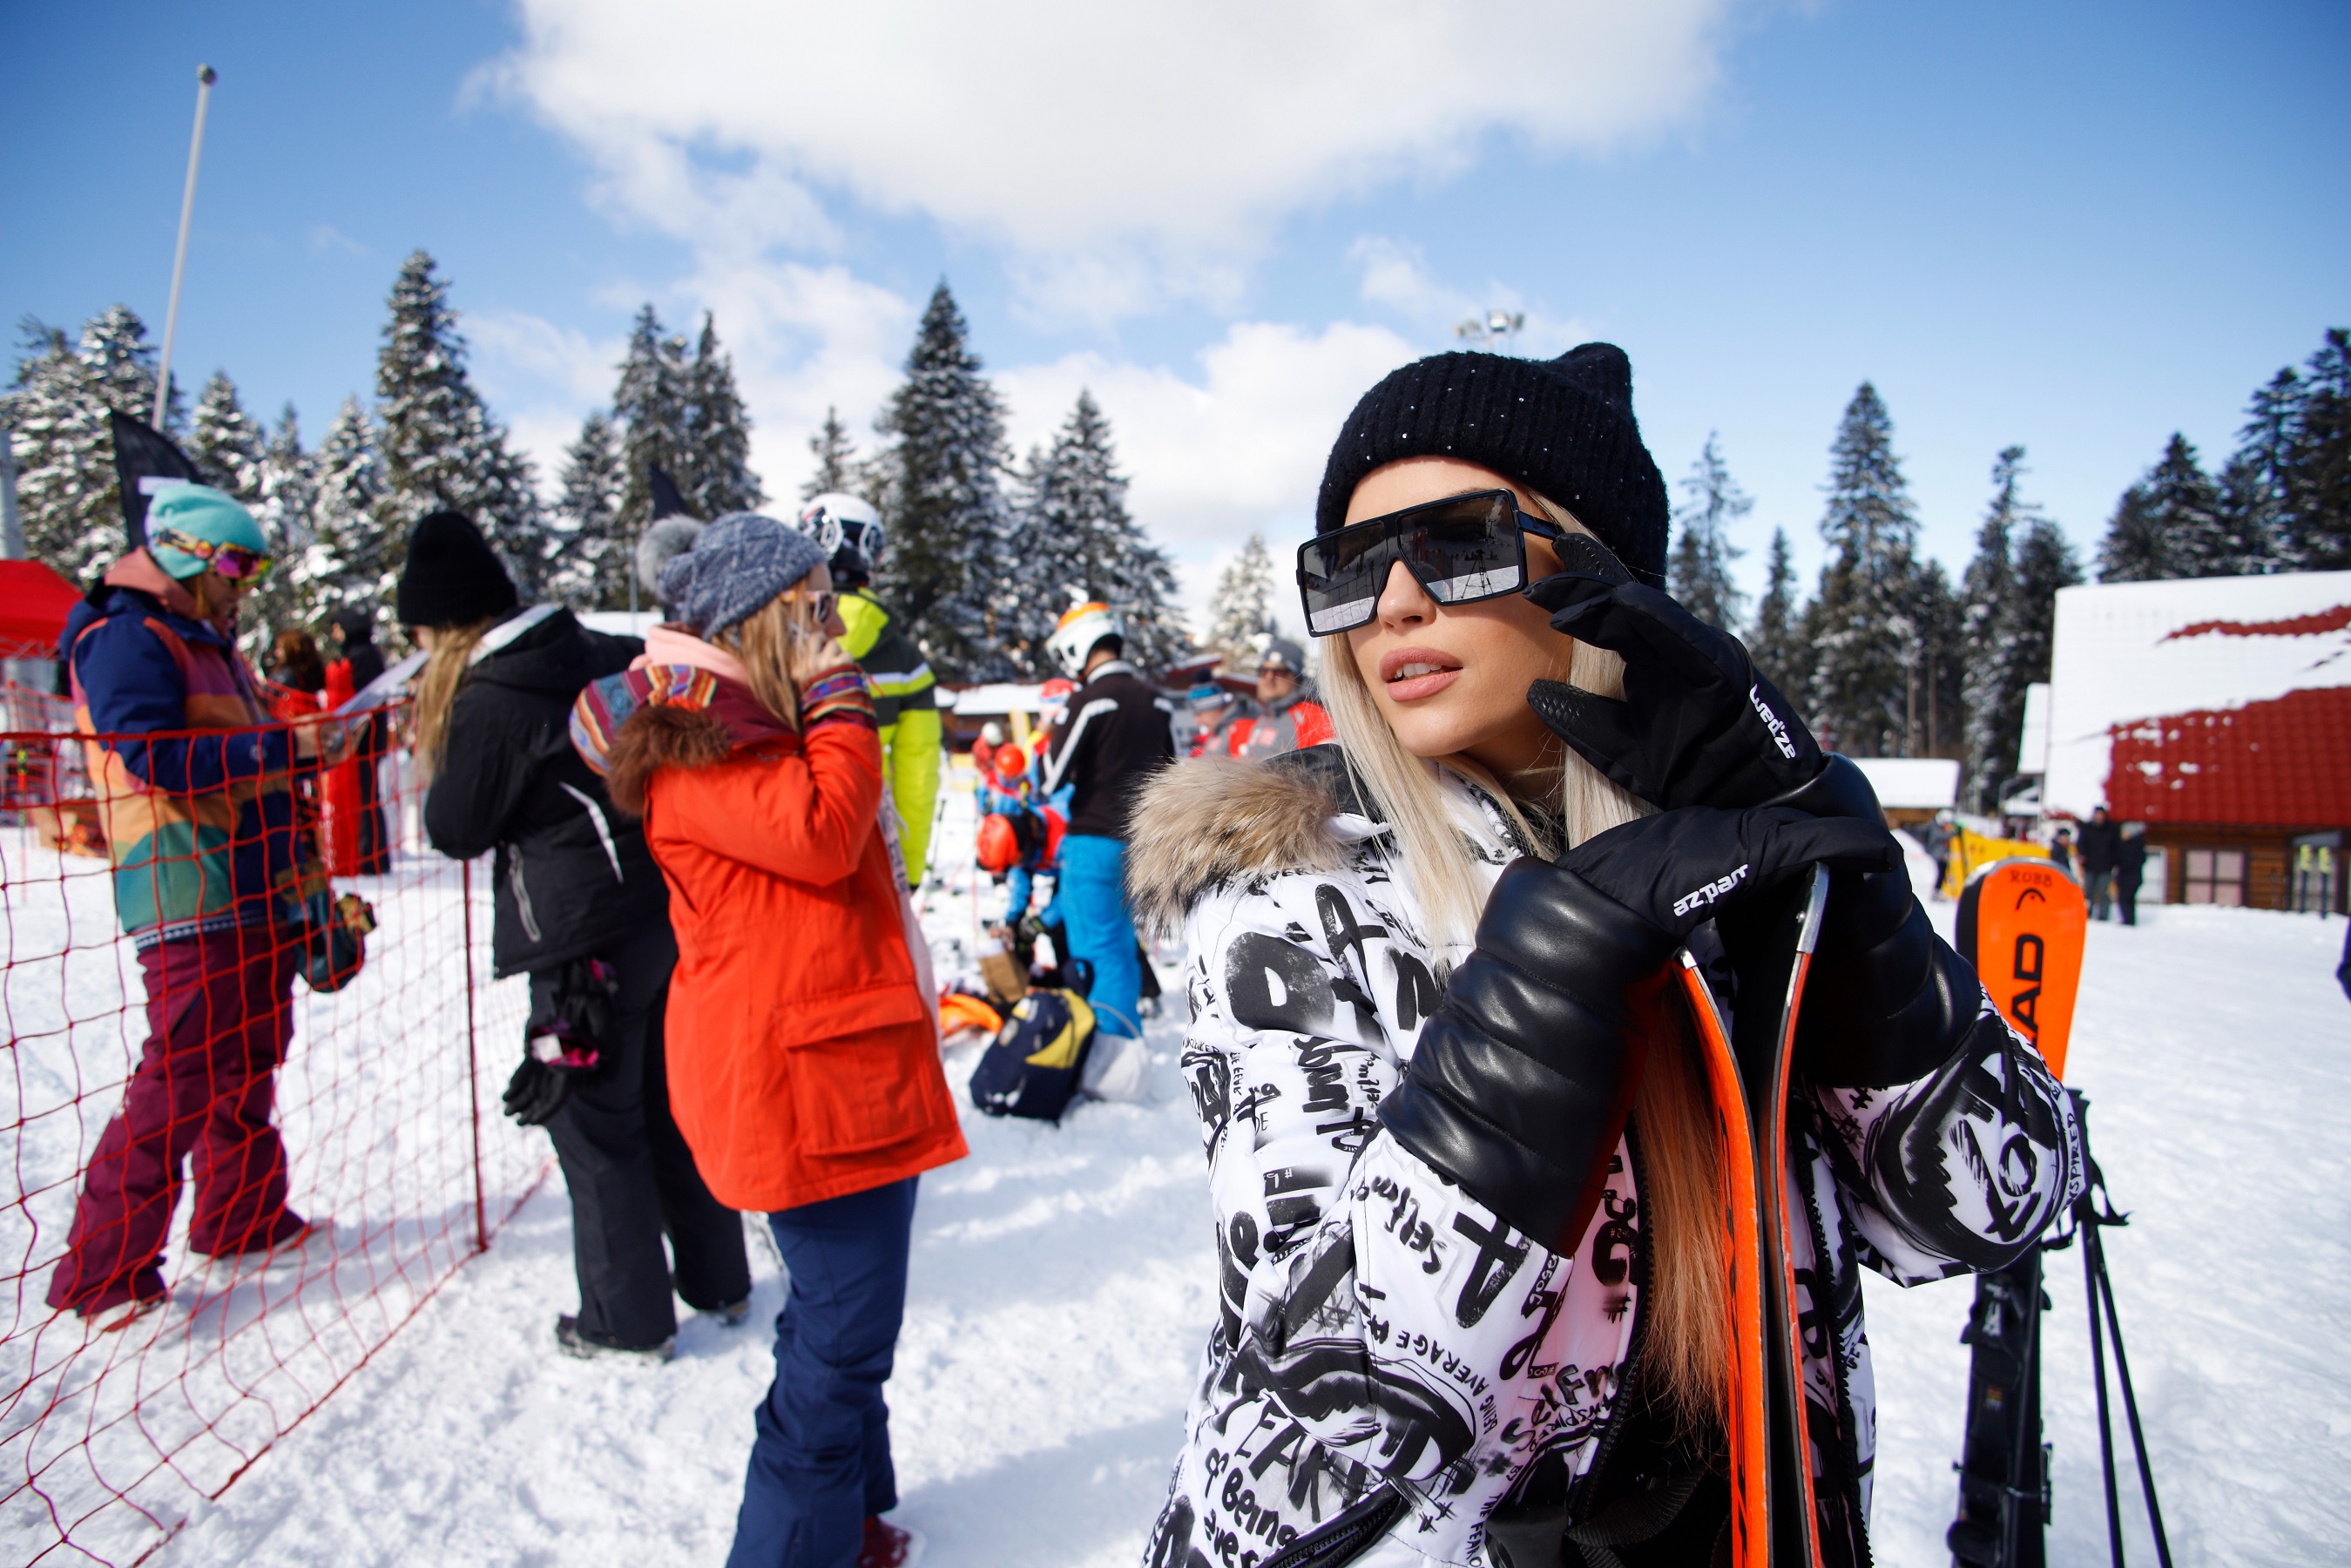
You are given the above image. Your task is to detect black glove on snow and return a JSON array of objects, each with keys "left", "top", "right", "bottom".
[
  {"left": 1381, "top": 807, "right": 1900, "bottom": 1253},
  {"left": 503, "top": 958, "right": 619, "bottom": 1127},
  {"left": 1524, "top": 572, "right": 1877, "bottom": 820}
]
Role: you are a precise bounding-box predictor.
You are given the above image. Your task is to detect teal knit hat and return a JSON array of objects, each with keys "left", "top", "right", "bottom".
[{"left": 145, "top": 484, "right": 268, "bottom": 579}]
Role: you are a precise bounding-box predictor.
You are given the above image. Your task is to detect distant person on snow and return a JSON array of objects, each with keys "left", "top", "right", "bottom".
[
  {"left": 1125, "top": 343, "right": 2083, "bottom": 1564},
  {"left": 796, "top": 493, "right": 942, "bottom": 889},
  {"left": 45, "top": 485, "right": 350, "bottom": 1330},
  {"left": 323, "top": 605, "right": 394, "bottom": 875},
  {"left": 2048, "top": 824, "right": 2077, "bottom": 875},
  {"left": 1184, "top": 679, "right": 1256, "bottom": 759},
  {"left": 1038, "top": 601, "right": 1176, "bottom": 1097},
  {"left": 570, "top": 512, "right": 965, "bottom": 1568},
  {"left": 2077, "top": 804, "right": 2121, "bottom": 919},
  {"left": 404, "top": 510, "right": 748, "bottom": 1363},
  {"left": 2114, "top": 820, "right": 2149, "bottom": 926},
  {"left": 1226, "top": 634, "right": 1333, "bottom": 760}
]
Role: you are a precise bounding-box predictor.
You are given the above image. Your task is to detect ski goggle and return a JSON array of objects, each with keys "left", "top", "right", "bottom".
[
  {"left": 1296, "top": 490, "right": 1577, "bottom": 636},
  {"left": 153, "top": 529, "right": 274, "bottom": 582}
]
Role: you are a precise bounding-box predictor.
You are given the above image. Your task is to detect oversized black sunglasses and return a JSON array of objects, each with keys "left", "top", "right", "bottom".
[{"left": 1296, "top": 490, "right": 1635, "bottom": 636}]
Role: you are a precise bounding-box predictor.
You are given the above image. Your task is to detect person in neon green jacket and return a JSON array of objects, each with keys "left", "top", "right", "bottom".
[{"left": 798, "top": 494, "right": 942, "bottom": 887}]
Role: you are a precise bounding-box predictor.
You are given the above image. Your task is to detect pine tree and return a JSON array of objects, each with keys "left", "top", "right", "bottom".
[
  {"left": 2098, "top": 434, "right": 2226, "bottom": 581},
  {"left": 1667, "top": 432, "right": 1749, "bottom": 630},
  {"left": 1746, "top": 527, "right": 1803, "bottom": 702},
  {"left": 802, "top": 406, "right": 859, "bottom": 501},
  {"left": 1961, "top": 448, "right": 2023, "bottom": 809},
  {"left": 372, "top": 251, "right": 546, "bottom": 601},
  {"left": 679, "top": 313, "right": 760, "bottom": 519},
  {"left": 299, "top": 395, "right": 389, "bottom": 634},
  {"left": 1008, "top": 390, "right": 1186, "bottom": 674},
  {"left": 2274, "top": 328, "right": 2350, "bottom": 570},
  {"left": 871, "top": 282, "right": 1015, "bottom": 679},
  {"left": 614, "top": 305, "right": 692, "bottom": 533},
  {"left": 1807, "top": 382, "right": 1923, "bottom": 755},
  {"left": 1, "top": 308, "right": 176, "bottom": 584},
  {"left": 1208, "top": 533, "right": 1278, "bottom": 668},
  {"left": 2006, "top": 514, "right": 2083, "bottom": 744},
  {"left": 186, "top": 371, "right": 265, "bottom": 499},
  {"left": 240, "top": 404, "right": 318, "bottom": 658},
  {"left": 551, "top": 410, "right": 630, "bottom": 608}
]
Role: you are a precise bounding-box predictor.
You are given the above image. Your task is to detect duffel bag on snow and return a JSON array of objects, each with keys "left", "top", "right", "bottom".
[{"left": 968, "top": 988, "right": 1096, "bottom": 1123}]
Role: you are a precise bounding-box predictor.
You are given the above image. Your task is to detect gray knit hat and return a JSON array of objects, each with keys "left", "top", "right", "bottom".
[{"left": 659, "top": 512, "right": 827, "bottom": 638}]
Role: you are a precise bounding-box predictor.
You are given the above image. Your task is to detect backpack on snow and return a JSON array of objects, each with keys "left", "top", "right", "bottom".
[{"left": 968, "top": 988, "right": 1096, "bottom": 1123}]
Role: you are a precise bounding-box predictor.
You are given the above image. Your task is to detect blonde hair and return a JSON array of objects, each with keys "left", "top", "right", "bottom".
[
  {"left": 409, "top": 618, "right": 497, "bottom": 781},
  {"left": 711, "top": 586, "right": 834, "bottom": 727},
  {"left": 1319, "top": 496, "right": 1728, "bottom": 1435}
]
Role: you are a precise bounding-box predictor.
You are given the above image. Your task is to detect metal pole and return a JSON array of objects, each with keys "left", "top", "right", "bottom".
[
  {"left": 462, "top": 858, "right": 488, "bottom": 1254},
  {"left": 152, "top": 64, "right": 218, "bottom": 429},
  {"left": 0, "top": 422, "right": 22, "bottom": 559}
]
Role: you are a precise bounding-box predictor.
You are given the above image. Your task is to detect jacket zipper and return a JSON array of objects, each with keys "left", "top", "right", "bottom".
[{"left": 1255, "top": 1487, "right": 1409, "bottom": 1568}]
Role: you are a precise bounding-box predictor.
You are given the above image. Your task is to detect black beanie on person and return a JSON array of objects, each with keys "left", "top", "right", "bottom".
[
  {"left": 395, "top": 510, "right": 519, "bottom": 628},
  {"left": 1314, "top": 343, "right": 1671, "bottom": 585}
]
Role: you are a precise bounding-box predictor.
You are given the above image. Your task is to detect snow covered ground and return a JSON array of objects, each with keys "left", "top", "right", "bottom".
[{"left": 19, "top": 781, "right": 2351, "bottom": 1566}]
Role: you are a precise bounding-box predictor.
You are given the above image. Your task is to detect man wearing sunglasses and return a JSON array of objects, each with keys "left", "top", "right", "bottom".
[{"left": 46, "top": 483, "right": 348, "bottom": 1329}]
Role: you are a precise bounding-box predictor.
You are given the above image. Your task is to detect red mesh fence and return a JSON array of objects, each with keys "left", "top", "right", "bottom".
[{"left": 1, "top": 694, "right": 544, "bottom": 1565}]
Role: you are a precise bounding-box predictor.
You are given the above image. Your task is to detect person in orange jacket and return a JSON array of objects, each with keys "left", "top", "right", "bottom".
[{"left": 571, "top": 512, "right": 963, "bottom": 1568}]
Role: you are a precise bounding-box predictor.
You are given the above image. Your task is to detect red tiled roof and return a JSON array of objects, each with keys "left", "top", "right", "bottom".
[
  {"left": 2104, "top": 686, "right": 2351, "bottom": 825},
  {"left": 2164, "top": 603, "right": 2351, "bottom": 641}
]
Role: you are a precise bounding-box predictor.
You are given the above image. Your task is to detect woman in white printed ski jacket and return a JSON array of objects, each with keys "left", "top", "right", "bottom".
[
  {"left": 1127, "top": 343, "right": 2081, "bottom": 1568},
  {"left": 1131, "top": 752, "right": 2077, "bottom": 1568}
]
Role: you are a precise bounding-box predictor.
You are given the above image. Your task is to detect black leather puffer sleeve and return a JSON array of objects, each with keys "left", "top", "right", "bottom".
[
  {"left": 1378, "top": 858, "right": 1677, "bottom": 1254},
  {"left": 1793, "top": 865, "right": 1983, "bottom": 1087}
]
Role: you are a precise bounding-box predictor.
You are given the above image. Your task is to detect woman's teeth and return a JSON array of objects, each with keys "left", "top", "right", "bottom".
[{"left": 1389, "top": 663, "right": 1446, "bottom": 681}]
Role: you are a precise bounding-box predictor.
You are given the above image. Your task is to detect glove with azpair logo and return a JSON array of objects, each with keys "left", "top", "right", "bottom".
[
  {"left": 1379, "top": 806, "right": 1898, "bottom": 1254},
  {"left": 1523, "top": 571, "right": 1878, "bottom": 821}
]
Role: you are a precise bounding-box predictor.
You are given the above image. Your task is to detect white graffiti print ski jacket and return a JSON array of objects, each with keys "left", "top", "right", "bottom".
[{"left": 1125, "top": 747, "right": 2083, "bottom": 1568}]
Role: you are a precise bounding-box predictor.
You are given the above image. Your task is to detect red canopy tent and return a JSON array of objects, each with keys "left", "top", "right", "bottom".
[{"left": 0, "top": 559, "right": 83, "bottom": 660}]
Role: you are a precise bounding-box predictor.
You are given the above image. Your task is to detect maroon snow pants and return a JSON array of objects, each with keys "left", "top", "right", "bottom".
[{"left": 45, "top": 925, "right": 306, "bottom": 1315}]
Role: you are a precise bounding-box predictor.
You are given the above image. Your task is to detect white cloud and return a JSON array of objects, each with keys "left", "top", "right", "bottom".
[{"left": 489, "top": 0, "right": 1733, "bottom": 316}]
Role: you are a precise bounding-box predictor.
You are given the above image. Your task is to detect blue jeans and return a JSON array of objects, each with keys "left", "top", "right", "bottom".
[
  {"left": 1057, "top": 834, "right": 1140, "bottom": 1038},
  {"left": 726, "top": 1177, "right": 919, "bottom": 1568}
]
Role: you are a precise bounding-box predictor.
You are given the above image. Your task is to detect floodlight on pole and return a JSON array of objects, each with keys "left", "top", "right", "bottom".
[
  {"left": 1453, "top": 308, "right": 1527, "bottom": 351},
  {"left": 153, "top": 64, "right": 218, "bottom": 430}
]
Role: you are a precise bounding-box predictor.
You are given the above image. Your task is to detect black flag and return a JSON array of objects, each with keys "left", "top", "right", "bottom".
[
  {"left": 108, "top": 410, "right": 204, "bottom": 548},
  {"left": 648, "top": 463, "right": 694, "bottom": 523}
]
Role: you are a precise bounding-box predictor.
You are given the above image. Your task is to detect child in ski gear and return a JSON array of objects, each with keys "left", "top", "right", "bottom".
[
  {"left": 406, "top": 510, "right": 748, "bottom": 1360},
  {"left": 571, "top": 511, "right": 963, "bottom": 1567},
  {"left": 799, "top": 493, "right": 942, "bottom": 889},
  {"left": 1038, "top": 601, "right": 1177, "bottom": 1087},
  {"left": 1227, "top": 633, "right": 1334, "bottom": 760},
  {"left": 1130, "top": 345, "right": 2081, "bottom": 1567},
  {"left": 44, "top": 484, "right": 346, "bottom": 1326},
  {"left": 1186, "top": 680, "right": 1258, "bottom": 759},
  {"left": 2048, "top": 825, "right": 2076, "bottom": 874}
]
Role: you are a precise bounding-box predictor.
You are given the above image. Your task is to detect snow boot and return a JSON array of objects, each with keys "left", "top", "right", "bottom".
[
  {"left": 704, "top": 1298, "right": 752, "bottom": 1328},
  {"left": 555, "top": 1314, "right": 674, "bottom": 1363}
]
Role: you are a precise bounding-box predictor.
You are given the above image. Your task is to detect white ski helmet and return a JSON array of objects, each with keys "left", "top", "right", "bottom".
[
  {"left": 797, "top": 492, "right": 886, "bottom": 568},
  {"left": 1046, "top": 600, "right": 1125, "bottom": 679}
]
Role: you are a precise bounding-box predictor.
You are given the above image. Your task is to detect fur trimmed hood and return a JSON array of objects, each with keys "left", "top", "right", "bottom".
[
  {"left": 1125, "top": 747, "right": 1373, "bottom": 936},
  {"left": 602, "top": 702, "right": 740, "bottom": 817}
]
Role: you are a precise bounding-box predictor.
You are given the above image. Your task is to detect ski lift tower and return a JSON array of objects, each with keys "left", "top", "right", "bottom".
[{"left": 1455, "top": 308, "right": 1526, "bottom": 352}]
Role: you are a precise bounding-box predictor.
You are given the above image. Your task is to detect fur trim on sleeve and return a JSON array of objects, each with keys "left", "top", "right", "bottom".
[
  {"left": 604, "top": 703, "right": 737, "bottom": 817},
  {"left": 1124, "top": 754, "right": 1350, "bottom": 936}
]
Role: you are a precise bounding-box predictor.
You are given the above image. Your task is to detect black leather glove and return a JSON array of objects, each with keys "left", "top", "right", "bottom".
[
  {"left": 503, "top": 958, "right": 619, "bottom": 1127},
  {"left": 1524, "top": 572, "right": 1877, "bottom": 821},
  {"left": 288, "top": 889, "right": 370, "bottom": 993},
  {"left": 1381, "top": 807, "right": 1899, "bottom": 1252}
]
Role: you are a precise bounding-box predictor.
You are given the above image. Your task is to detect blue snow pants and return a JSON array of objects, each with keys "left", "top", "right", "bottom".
[
  {"left": 726, "top": 1177, "right": 919, "bottom": 1568},
  {"left": 1057, "top": 834, "right": 1140, "bottom": 1039}
]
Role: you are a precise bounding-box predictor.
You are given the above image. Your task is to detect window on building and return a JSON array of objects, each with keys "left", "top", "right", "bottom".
[{"left": 2183, "top": 848, "right": 2246, "bottom": 906}]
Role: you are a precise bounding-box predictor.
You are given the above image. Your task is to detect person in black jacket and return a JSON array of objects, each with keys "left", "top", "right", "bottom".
[
  {"left": 401, "top": 510, "right": 747, "bottom": 1360},
  {"left": 2077, "top": 804, "right": 2122, "bottom": 919},
  {"left": 1037, "top": 601, "right": 1177, "bottom": 1092},
  {"left": 2114, "top": 821, "right": 2149, "bottom": 926}
]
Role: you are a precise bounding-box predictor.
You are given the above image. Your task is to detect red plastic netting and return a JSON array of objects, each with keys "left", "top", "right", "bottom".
[{"left": 1, "top": 695, "right": 544, "bottom": 1565}]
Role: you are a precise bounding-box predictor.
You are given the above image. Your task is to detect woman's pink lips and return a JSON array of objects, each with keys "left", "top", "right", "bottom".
[{"left": 1380, "top": 647, "right": 1463, "bottom": 701}]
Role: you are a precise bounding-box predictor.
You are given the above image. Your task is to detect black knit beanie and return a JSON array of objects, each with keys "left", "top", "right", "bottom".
[
  {"left": 1315, "top": 344, "right": 1670, "bottom": 585},
  {"left": 396, "top": 510, "right": 518, "bottom": 628}
]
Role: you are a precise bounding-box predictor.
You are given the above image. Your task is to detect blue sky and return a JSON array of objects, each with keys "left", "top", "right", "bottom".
[{"left": 5, "top": 1, "right": 2345, "bottom": 631}]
